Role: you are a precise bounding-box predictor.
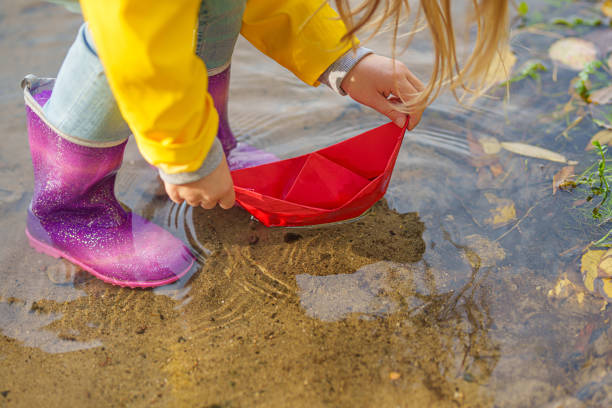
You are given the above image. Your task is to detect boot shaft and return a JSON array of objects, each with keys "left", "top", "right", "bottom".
[
  {"left": 207, "top": 67, "right": 236, "bottom": 155},
  {"left": 24, "top": 77, "right": 128, "bottom": 224}
]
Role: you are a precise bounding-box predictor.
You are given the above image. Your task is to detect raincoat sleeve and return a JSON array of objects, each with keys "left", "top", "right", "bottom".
[
  {"left": 241, "top": 0, "right": 357, "bottom": 86},
  {"left": 79, "top": 0, "right": 219, "bottom": 175}
]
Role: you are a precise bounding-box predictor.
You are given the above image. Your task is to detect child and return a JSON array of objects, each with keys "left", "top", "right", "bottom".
[{"left": 23, "top": 0, "right": 507, "bottom": 288}]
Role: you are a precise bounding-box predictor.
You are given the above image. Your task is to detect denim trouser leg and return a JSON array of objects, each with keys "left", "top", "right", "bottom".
[{"left": 42, "top": 23, "right": 130, "bottom": 144}]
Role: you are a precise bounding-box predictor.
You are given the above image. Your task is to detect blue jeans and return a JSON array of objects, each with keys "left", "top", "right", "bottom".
[{"left": 43, "top": 0, "right": 246, "bottom": 144}]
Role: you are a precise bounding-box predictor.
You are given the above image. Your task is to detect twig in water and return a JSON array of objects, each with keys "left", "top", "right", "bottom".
[{"left": 494, "top": 202, "right": 539, "bottom": 242}]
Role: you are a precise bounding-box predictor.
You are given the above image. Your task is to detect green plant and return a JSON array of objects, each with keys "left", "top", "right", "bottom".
[
  {"left": 574, "top": 60, "right": 604, "bottom": 103},
  {"left": 501, "top": 61, "right": 547, "bottom": 85},
  {"left": 551, "top": 16, "right": 602, "bottom": 27},
  {"left": 518, "top": 1, "right": 529, "bottom": 17},
  {"left": 575, "top": 141, "right": 612, "bottom": 246}
]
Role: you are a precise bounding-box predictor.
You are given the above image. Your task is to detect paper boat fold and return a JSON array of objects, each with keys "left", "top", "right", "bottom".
[{"left": 231, "top": 122, "right": 406, "bottom": 227}]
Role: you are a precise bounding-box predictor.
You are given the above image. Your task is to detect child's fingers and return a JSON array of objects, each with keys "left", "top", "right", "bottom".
[
  {"left": 370, "top": 95, "right": 409, "bottom": 128},
  {"left": 391, "top": 81, "right": 424, "bottom": 130},
  {"left": 402, "top": 68, "right": 424, "bottom": 92},
  {"left": 184, "top": 193, "right": 202, "bottom": 207},
  {"left": 165, "top": 185, "right": 184, "bottom": 205},
  {"left": 218, "top": 188, "right": 236, "bottom": 210},
  {"left": 200, "top": 198, "right": 216, "bottom": 209}
]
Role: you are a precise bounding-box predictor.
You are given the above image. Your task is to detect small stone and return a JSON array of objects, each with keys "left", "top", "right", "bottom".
[
  {"left": 389, "top": 372, "right": 401, "bottom": 380},
  {"left": 1, "top": 391, "right": 9, "bottom": 398},
  {"left": 248, "top": 235, "right": 259, "bottom": 245}
]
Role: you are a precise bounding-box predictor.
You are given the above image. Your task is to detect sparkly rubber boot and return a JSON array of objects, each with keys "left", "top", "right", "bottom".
[
  {"left": 208, "top": 66, "right": 278, "bottom": 170},
  {"left": 24, "top": 78, "right": 194, "bottom": 288}
]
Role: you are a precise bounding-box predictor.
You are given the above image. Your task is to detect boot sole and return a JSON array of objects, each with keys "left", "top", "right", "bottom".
[{"left": 25, "top": 228, "right": 193, "bottom": 288}]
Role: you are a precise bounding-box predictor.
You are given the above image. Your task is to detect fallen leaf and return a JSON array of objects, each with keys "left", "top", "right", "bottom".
[
  {"left": 500, "top": 141, "right": 577, "bottom": 164},
  {"left": 489, "top": 163, "right": 504, "bottom": 177},
  {"left": 389, "top": 372, "right": 401, "bottom": 380},
  {"left": 581, "top": 249, "right": 612, "bottom": 301},
  {"left": 572, "top": 198, "right": 588, "bottom": 207},
  {"left": 483, "top": 193, "right": 516, "bottom": 228},
  {"left": 485, "top": 46, "right": 517, "bottom": 84},
  {"left": 602, "top": 0, "right": 612, "bottom": 18},
  {"left": 590, "top": 85, "right": 612, "bottom": 105},
  {"left": 598, "top": 279, "right": 612, "bottom": 301},
  {"left": 586, "top": 130, "right": 612, "bottom": 150},
  {"left": 598, "top": 249, "right": 612, "bottom": 278},
  {"left": 581, "top": 249, "right": 606, "bottom": 292},
  {"left": 553, "top": 165, "right": 575, "bottom": 194},
  {"left": 548, "top": 276, "right": 582, "bottom": 304},
  {"left": 478, "top": 136, "right": 502, "bottom": 155},
  {"left": 548, "top": 38, "right": 598, "bottom": 71}
]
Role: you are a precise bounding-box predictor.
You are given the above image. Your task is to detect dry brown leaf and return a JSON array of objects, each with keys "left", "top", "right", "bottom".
[
  {"left": 602, "top": 0, "right": 612, "bottom": 17},
  {"left": 500, "top": 142, "right": 577, "bottom": 164},
  {"left": 598, "top": 249, "right": 612, "bottom": 278},
  {"left": 590, "top": 85, "right": 612, "bottom": 105},
  {"left": 484, "top": 193, "right": 516, "bottom": 228},
  {"left": 548, "top": 38, "right": 598, "bottom": 71},
  {"left": 586, "top": 130, "right": 612, "bottom": 150},
  {"left": 580, "top": 249, "right": 612, "bottom": 301},
  {"left": 547, "top": 276, "right": 584, "bottom": 304},
  {"left": 581, "top": 250, "right": 606, "bottom": 293},
  {"left": 553, "top": 165, "right": 575, "bottom": 194},
  {"left": 489, "top": 163, "right": 504, "bottom": 177}
]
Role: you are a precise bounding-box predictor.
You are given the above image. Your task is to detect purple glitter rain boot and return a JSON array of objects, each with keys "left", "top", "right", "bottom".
[
  {"left": 208, "top": 66, "right": 278, "bottom": 170},
  {"left": 23, "top": 78, "right": 194, "bottom": 288}
]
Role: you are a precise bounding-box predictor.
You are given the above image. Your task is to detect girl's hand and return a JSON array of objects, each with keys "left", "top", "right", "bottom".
[
  {"left": 163, "top": 156, "right": 235, "bottom": 209},
  {"left": 341, "top": 54, "right": 425, "bottom": 130}
]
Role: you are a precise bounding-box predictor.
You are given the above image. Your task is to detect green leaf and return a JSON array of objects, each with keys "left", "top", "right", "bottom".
[
  {"left": 518, "top": 1, "right": 529, "bottom": 16},
  {"left": 551, "top": 16, "right": 602, "bottom": 27}
]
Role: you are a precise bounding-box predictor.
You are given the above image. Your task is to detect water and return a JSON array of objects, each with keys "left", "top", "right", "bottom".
[{"left": 1, "top": 1, "right": 611, "bottom": 407}]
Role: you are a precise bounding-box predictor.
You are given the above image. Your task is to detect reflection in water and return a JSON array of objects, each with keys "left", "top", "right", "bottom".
[
  {"left": 0, "top": 301, "right": 101, "bottom": 353},
  {"left": 297, "top": 262, "right": 405, "bottom": 321}
]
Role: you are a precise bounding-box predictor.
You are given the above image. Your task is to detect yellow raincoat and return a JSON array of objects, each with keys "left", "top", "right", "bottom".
[{"left": 79, "top": 0, "right": 355, "bottom": 175}]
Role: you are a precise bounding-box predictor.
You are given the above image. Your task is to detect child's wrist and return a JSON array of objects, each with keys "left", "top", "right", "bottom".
[{"left": 318, "top": 47, "right": 373, "bottom": 96}]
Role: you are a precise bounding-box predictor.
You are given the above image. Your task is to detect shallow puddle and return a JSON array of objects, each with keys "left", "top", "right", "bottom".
[{"left": 1, "top": 1, "right": 611, "bottom": 407}]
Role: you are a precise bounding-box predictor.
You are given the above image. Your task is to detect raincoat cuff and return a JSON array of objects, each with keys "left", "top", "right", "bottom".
[
  {"left": 318, "top": 47, "right": 373, "bottom": 96},
  {"left": 157, "top": 137, "right": 224, "bottom": 185}
]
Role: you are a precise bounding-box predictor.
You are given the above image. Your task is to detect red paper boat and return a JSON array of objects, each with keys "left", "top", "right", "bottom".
[{"left": 231, "top": 122, "right": 407, "bottom": 227}]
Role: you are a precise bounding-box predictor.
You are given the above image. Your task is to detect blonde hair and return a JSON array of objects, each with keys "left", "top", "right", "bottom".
[{"left": 333, "top": 0, "right": 510, "bottom": 111}]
